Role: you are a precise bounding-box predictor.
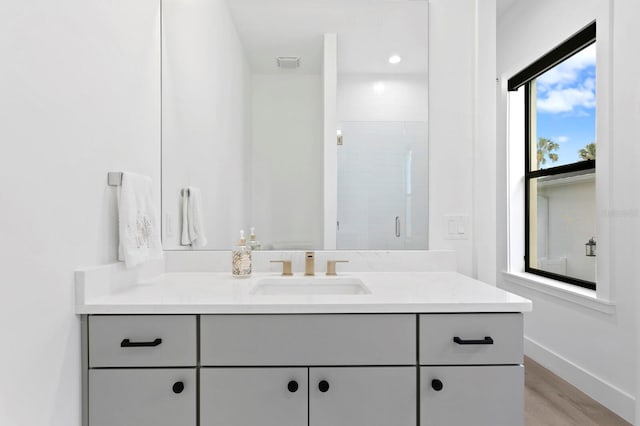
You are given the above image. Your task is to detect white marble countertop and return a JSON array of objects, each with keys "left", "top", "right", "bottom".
[{"left": 76, "top": 271, "right": 532, "bottom": 314}]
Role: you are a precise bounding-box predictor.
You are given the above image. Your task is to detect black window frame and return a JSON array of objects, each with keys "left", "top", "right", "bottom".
[{"left": 508, "top": 21, "right": 597, "bottom": 290}]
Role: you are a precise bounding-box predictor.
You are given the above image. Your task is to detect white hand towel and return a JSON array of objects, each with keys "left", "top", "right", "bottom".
[
  {"left": 180, "top": 186, "right": 207, "bottom": 248},
  {"left": 117, "top": 172, "right": 163, "bottom": 268},
  {"left": 181, "top": 189, "right": 191, "bottom": 246}
]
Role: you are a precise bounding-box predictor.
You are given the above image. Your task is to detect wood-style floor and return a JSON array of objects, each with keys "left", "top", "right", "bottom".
[{"left": 525, "top": 357, "right": 630, "bottom": 426}]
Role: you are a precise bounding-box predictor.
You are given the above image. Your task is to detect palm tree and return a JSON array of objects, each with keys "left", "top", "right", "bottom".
[
  {"left": 578, "top": 142, "right": 596, "bottom": 160},
  {"left": 537, "top": 137, "right": 559, "bottom": 168}
]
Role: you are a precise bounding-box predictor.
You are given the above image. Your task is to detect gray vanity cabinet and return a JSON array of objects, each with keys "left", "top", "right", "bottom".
[
  {"left": 200, "top": 368, "right": 308, "bottom": 426},
  {"left": 309, "top": 367, "right": 417, "bottom": 426},
  {"left": 84, "top": 313, "right": 524, "bottom": 426},
  {"left": 89, "top": 368, "right": 196, "bottom": 426}
]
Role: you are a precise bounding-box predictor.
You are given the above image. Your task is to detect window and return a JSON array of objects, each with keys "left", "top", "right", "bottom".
[{"left": 508, "top": 22, "right": 596, "bottom": 290}]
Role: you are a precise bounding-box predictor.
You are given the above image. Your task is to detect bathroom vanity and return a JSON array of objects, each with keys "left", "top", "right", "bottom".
[{"left": 76, "top": 261, "right": 532, "bottom": 426}]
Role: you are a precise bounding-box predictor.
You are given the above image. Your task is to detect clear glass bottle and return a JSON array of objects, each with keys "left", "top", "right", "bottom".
[
  {"left": 232, "top": 230, "right": 252, "bottom": 278},
  {"left": 248, "top": 226, "right": 261, "bottom": 251}
]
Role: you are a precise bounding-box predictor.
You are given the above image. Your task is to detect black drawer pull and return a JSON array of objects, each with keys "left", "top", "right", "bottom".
[
  {"left": 431, "top": 379, "right": 443, "bottom": 391},
  {"left": 453, "top": 336, "right": 494, "bottom": 345},
  {"left": 288, "top": 380, "right": 299, "bottom": 393},
  {"left": 120, "top": 338, "right": 162, "bottom": 348}
]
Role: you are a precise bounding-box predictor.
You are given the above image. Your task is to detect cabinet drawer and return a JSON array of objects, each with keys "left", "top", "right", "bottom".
[
  {"left": 420, "top": 365, "right": 523, "bottom": 426},
  {"left": 89, "top": 315, "right": 197, "bottom": 367},
  {"left": 201, "top": 314, "right": 416, "bottom": 366},
  {"left": 419, "top": 314, "right": 522, "bottom": 365}
]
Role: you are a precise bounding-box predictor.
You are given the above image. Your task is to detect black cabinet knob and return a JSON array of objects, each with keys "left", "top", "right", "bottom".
[
  {"left": 172, "top": 381, "right": 185, "bottom": 394},
  {"left": 318, "top": 380, "right": 330, "bottom": 393},
  {"left": 287, "top": 380, "right": 299, "bottom": 393},
  {"left": 431, "top": 379, "right": 443, "bottom": 391}
]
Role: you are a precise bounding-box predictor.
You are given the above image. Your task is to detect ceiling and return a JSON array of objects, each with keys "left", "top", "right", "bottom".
[
  {"left": 226, "top": 0, "right": 429, "bottom": 74},
  {"left": 496, "top": 0, "right": 519, "bottom": 19}
]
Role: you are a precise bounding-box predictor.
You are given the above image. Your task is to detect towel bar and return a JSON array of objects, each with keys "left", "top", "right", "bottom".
[{"left": 107, "top": 172, "right": 123, "bottom": 186}]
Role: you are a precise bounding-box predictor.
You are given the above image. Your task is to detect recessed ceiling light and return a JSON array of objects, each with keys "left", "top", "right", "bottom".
[{"left": 388, "top": 55, "right": 402, "bottom": 64}]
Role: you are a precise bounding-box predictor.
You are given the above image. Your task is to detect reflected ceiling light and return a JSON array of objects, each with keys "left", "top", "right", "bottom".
[
  {"left": 373, "top": 82, "right": 385, "bottom": 94},
  {"left": 388, "top": 55, "right": 402, "bottom": 64}
]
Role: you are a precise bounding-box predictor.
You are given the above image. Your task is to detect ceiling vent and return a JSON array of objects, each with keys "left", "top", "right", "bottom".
[{"left": 277, "top": 57, "right": 300, "bottom": 69}]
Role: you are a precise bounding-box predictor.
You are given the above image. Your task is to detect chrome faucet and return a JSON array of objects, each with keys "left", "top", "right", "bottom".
[{"left": 304, "top": 251, "right": 315, "bottom": 276}]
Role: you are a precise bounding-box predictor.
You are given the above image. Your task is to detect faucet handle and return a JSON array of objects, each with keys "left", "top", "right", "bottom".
[
  {"left": 270, "top": 260, "right": 293, "bottom": 276},
  {"left": 326, "top": 260, "right": 349, "bottom": 276}
]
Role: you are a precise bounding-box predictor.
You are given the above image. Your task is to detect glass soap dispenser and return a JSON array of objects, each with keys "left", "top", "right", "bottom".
[{"left": 232, "top": 229, "right": 252, "bottom": 278}]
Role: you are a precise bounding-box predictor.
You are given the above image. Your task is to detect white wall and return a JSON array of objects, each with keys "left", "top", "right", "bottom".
[
  {"left": 473, "top": 0, "right": 497, "bottom": 285},
  {"left": 250, "top": 74, "right": 323, "bottom": 249},
  {"left": 428, "top": 0, "right": 498, "bottom": 280},
  {"left": 428, "top": 0, "right": 475, "bottom": 276},
  {"left": 0, "top": 1, "right": 161, "bottom": 424},
  {"left": 162, "top": 0, "right": 250, "bottom": 250},
  {"left": 338, "top": 74, "right": 428, "bottom": 122},
  {"left": 619, "top": 2, "right": 640, "bottom": 422},
  {"left": 497, "top": 0, "right": 638, "bottom": 421}
]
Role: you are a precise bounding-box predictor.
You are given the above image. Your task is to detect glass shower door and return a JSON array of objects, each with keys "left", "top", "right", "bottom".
[{"left": 337, "top": 121, "right": 428, "bottom": 250}]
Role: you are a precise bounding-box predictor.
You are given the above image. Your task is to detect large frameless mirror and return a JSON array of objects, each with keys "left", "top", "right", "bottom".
[{"left": 161, "top": 0, "right": 428, "bottom": 251}]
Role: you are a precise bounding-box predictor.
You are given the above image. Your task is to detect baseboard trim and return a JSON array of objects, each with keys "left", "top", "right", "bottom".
[{"left": 525, "top": 336, "right": 635, "bottom": 423}]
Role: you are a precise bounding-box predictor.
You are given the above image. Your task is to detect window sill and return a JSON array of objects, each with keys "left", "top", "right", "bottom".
[{"left": 500, "top": 271, "right": 615, "bottom": 314}]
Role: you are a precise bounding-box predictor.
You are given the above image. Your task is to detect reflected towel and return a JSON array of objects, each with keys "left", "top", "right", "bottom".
[
  {"left": 181, "top": 186, "right": 207, "bottom": 248},
  {"left": 117, "top": 172, "right": 162, "bottom": 268}
]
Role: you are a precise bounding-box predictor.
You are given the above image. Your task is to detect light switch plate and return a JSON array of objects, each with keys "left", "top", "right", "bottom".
[{"left": 444, "top": 215, "right": 469, "bottom": 240}]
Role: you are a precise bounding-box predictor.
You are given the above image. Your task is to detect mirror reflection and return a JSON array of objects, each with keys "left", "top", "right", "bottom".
[{"left": 162, "top": 0, "right": 428, "bottom": 250}]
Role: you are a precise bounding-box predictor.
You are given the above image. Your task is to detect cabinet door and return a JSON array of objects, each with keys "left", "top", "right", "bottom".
[
  {"left": 309, "top": 367, "right": 416, "bottom": 426},
  {"left": 89, "top": 368, "right": 196, "bottom": 426},
  {"left": 200, "top": 368, "right": 307, "bottom": 426},
  {"left": 420, "top": 365, "right": 524, "bottom": 426}
]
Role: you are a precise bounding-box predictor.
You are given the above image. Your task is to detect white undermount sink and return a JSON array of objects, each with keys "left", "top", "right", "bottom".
[{"left": 251, "top": 277, "right": 371, "bottom": 296}]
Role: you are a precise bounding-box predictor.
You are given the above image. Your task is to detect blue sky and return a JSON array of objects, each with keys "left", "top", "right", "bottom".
[{"left": 536, "top": 44, "right": 596, "bottom": 167}]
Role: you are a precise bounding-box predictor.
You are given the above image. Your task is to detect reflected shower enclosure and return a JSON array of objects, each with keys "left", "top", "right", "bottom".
[{"left": 337, "top": 121, "right": 428, "bottom": 250}]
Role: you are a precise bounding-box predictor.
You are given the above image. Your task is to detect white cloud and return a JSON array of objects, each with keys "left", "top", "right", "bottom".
[
  {"left": 557, "top": 136, "right": 569, "bottom": 143},
  {"left": 536, "top": 44, "right": 596, "bottom": 114},
  {"left": 537, "top": 86, "right": 595, "bottom": 113},
  {"left": 537, "top": 44, "right": 596, "bottom": 89},
  {"left": 583, "top": 77, "right": 595, "bottom": 90}
]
